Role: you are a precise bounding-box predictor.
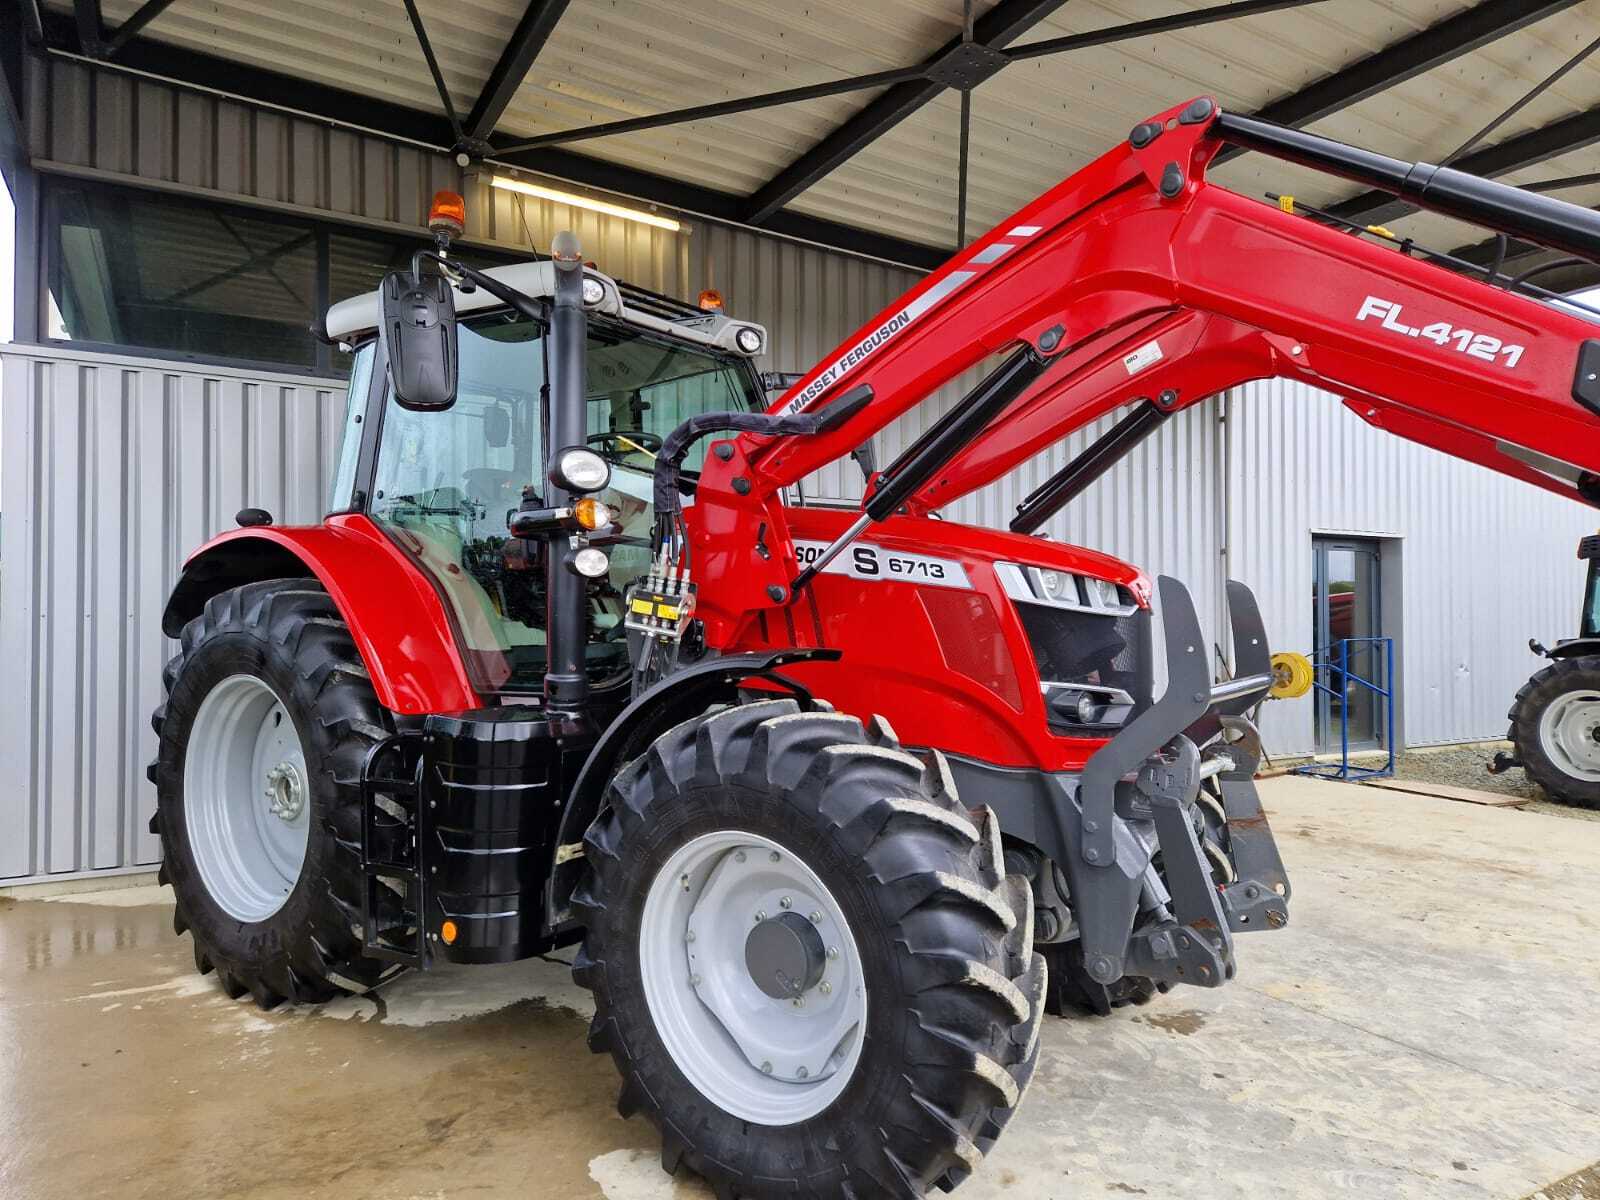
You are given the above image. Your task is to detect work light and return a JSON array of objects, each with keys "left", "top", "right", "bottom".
[
  {"left": 570, "top": 546, "right": 610, "bottom": 578},
  {"left": 735, "top": 326, "right": 764, "bottom": 354},
  {"left": 581, "top": 276, "right": 606, "bottom": 305},
  {"left": 551, "top": 447, "right": 612, "bottom": 494}
]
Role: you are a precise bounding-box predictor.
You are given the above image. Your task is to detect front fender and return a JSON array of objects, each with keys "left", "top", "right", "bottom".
[
  {"left": 164, "top": 514, "right": 480, "bottom": 714},
  {"left": 1548, "top": 637, "right": 1600, "bottom": 660},
  {"left": 545, "top": 648, "right": 841, "bottom": 930}
]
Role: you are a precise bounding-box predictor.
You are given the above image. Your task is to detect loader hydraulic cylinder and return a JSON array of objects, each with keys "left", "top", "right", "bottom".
[
  {"left": 1213, "top": 111, "right": 1600, "bottom": 264},
  {"left": 1011, "top": 399, "right": 1170, "bottom": 534},
  {"left": 791, "top": 347, "right": 1045, "bottom": 591}
]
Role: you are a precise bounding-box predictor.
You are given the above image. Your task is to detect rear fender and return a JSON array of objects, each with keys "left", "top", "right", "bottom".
[
  {"left": 162, "top": 515, "right": 480, "bottom": 713},
  {"left": 544, "top": 649, "right": 841, "bottom": 931}
]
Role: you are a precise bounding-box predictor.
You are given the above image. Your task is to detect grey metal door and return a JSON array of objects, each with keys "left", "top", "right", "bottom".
[{"left": 1313, "top": 538, "right": 1383, "bottom": 751}]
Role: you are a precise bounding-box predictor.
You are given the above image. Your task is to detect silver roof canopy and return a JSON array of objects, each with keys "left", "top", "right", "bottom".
[{"left": 325, "top": 260, "right": 768, "bottom": 359}]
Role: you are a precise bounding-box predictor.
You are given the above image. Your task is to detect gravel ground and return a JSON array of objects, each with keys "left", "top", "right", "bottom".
[{"left": 1285, "top": 741, "right": 1600, "bottom": 823}]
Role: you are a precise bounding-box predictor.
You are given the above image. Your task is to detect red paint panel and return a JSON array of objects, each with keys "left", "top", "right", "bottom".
[{"left": 182, "top": 515, "right": 481, "bottom": 714}]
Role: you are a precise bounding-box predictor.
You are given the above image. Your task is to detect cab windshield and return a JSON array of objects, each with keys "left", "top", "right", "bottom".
[{"left": 369, "top": 306, "right": 759, "bottom": 696}]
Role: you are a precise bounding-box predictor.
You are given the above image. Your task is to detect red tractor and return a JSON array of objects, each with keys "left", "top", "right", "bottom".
[{"left": 150, "top": 98, "right": 1600, "bottom": 1199}]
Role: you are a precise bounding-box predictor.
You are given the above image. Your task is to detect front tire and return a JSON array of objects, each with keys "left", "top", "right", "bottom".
[
  {"left": 149, "top": 579, "right": 399, "bottom": 1008},
  {"left": 573, "top": 700, "right": 1045, "bottom": 1199},
  {"left": 1509, "top": 657, "right": 1600, "bottom": 807}
]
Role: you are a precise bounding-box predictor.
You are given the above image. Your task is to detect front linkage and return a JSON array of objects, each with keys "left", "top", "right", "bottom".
[{"left": 947, "top": 576, "right": 1289, "bottom": 1011}]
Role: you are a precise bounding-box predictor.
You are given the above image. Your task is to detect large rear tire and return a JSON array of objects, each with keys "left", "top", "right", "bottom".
[
  {"left": 573, "top": 699, "right": 1045, "bottom": 1200},
  {"left": 149, "top": 579, "right": 400, "bottom": 1008},
  {"left": 1509, "top": 657, "right": 1600, "bottom": 807}
]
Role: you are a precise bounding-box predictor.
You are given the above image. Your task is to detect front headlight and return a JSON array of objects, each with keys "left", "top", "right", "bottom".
[
  {"left": 1036, "top": 570, "right": 1082, "bottom": 605},
  {"left": 550, "top": 446, "right": 612, "bottom": 494},
  {"left": 1085, "top": 576, "right": 1122, "bottom": 607}
]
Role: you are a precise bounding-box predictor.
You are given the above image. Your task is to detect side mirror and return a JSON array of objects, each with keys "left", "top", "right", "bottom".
[
  {"left": 483, "top": 404, "right": 511, "bottom": 448},
  {"left": 380, "top": 269, "right": 458, "bottom": 411}
]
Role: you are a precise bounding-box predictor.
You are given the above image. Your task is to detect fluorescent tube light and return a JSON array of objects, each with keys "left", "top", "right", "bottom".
[{"left": 489, "top": 175, "right": 681, "bottom": 232}]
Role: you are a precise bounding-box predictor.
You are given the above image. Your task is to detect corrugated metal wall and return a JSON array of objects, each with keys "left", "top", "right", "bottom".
[
  {"left": 1, "top": 344, "right": 346, "bottom": 882},
  {"left": 1229, "top": 380, "right": 1595, "bottom": 756},
  {"left": 8, "top": 55, "right": 1598, "bottom": 881}
]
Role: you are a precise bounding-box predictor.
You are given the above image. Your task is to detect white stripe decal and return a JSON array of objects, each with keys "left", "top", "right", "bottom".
[
  {"left": 1007, "top": 225, "right": 1042, "bottom": 237},
  {"left": 781, "top": 270, "right": 977, "bottom": 414},
  {"left": 971, "top": 242, "right": 1014, "bottom": 264}
]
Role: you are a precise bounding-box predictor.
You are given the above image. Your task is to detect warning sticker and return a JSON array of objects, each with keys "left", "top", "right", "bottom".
[{"left": 1123, "top": 340, "right": 1163, "bottom": 375}]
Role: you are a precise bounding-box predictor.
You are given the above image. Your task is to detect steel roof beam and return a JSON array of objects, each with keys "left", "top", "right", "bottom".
[
  {"left": 19, "top": 0, "right": 45, "bottom": 46},
  {"left": 499, "top": 1, "right": 1329, "bottom": 159},
  {"left": 742, "top": 0, "right": 1070, "bottom": 225},
  {"left": 493, "top": 63, "right": 931, "bottom": 155},
  {"left": 72, "top": 0, "right": 103, "bottom": 55},
  {"left": 402, "top": 0, "right": 462, "bottom": 142},
  {"left": 464, "top": 0, "right": 569, "bottom": 144},
  {"left": 1006, "top": 0, "right": 1323, "bottom": 60},
  {"left": 1215, "top": 0, "right": 1584, "bottom": 168},
  {"left": 102, "top": 0, "right": 182, "bottom": 58},
  {"left": 33, "top": 13, "right": 947, "bottom": 270}
]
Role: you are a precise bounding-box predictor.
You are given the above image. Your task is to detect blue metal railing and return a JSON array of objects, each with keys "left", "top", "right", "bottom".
[{"left": 1293, "top": 636, "right": 1396, "bottom": 781}]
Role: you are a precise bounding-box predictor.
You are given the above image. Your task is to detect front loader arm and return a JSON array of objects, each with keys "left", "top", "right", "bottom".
[
  {"left": 739, "top": 95, "right": 1600, "bottom": 509},
  {"left": 688, "top": 96, "right": 1600, "bottom": 638}
]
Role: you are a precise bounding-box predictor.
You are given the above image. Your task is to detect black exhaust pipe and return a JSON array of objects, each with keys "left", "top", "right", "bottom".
[
  {"left": 544, "top": 231, "right": 590, "bottom": 717},
  {"left": 1213, "top": 110, "right": 1600, "bottom": 265}
]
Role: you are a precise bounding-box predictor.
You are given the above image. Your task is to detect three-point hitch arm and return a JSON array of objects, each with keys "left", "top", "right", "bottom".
[{"left": 686, "top": 96, "right": 1600, "bottom": 638}]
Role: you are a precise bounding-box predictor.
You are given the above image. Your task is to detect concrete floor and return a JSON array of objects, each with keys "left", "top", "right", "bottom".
[{"left": 4, "top": 776, "right": 1598, "bottom": 1200}]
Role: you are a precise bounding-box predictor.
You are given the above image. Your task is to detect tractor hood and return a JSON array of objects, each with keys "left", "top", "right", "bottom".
[{"left": 324, "top": 259, "right": 768, "bottom": 359}]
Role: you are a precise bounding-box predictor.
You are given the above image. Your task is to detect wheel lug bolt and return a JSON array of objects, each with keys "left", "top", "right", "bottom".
[
  {"left": 793, "top": 996, "right": 805, "bottom": 1007},
  {"left": 761, "top": 1061, "right": 772, "bottom": 1074},
  {"left": 819, "top": 981, "right": 832, "bottom": 995},
  {"left": 808, "top": 911, "right": 821, "bottom": 924},
  {"left": 796, "top": 1066, "right": 809, "bottom": 1079},
  {"left": 755, "top": 910, "right": 766, "bottom": 923},
  {"left": 827, "top": 947, "right": 839, "bottom": 960},
  {"left": 769, "top": 851, "right": 780, "bottom": 863},
  {"left": 735, "top": 851, "right": 747, "bottom": 863},
  {"left": 779, "top": 896, "right": 792, "bottom": 909}
]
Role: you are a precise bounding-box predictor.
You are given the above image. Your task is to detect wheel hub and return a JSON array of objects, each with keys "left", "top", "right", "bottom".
[
  {"left": 264, "top": 762, "right": 305, "bottom": 822},
  {"left": 183, "top": 674, "right": 312, "bottom": 924},
  {"left": 639, "top": 829, "right": 868, "bottom": 1124},
  {"left": 1539, "top": 689, "right": 1600, "bottom": 781},
  {"left": 745, "top": 911, "right": 826, "bottom": 1000}
]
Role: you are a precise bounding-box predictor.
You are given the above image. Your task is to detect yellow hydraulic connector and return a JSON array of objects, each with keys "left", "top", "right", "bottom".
[
  {"left": 1268, "top": 651, "right": 1314, "bottom": 700},
  {"left": 1277, "top": 194, "right": 1295, "bottom": 214}
]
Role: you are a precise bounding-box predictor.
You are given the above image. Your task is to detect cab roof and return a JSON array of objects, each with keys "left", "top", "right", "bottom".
[{"left": 324, "top": 259, "right": 768, "bottom": 359}]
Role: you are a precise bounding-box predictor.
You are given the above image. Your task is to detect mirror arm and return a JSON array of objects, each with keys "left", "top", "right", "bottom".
[{"left": 411, "top": 251, "right": 544, "bottom": 323}]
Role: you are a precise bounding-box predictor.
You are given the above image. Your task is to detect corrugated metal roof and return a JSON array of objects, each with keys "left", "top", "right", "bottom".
[{"left": 47, "top": 0, "right": 1600, "bottom": 259}]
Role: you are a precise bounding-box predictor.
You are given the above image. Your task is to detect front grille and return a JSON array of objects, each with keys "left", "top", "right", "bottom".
[{"left": 1017, "top": 604, "right": 1153, "bottom": 730}]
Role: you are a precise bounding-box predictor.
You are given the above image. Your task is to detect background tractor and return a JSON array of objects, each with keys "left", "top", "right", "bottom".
[{"left": 1496, "top": 532, "right": 1600, "bottom": 806}]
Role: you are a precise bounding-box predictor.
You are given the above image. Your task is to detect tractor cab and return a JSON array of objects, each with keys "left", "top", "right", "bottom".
[
  {"left": 1580, "top": 533, "right": 1600, "bottom": 640},
  {"left": 323, "top": 250, "right": 768, "bottom": 701}
]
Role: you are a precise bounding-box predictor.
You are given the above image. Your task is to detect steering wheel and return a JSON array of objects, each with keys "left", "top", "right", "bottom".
[{"left": 588, "top": 430, "right": 663, "bottom": 459}]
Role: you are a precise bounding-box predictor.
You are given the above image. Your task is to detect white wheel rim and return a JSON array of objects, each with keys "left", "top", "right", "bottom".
[
  {"left": 184, "top": 674, "right": 312, "bottom": 923},
  {"left": 639, "top": 829, "right": 867, "bottom": 1126},
  {"left": 1539, "top": 689, "right": 1600, "bottom": 782}
]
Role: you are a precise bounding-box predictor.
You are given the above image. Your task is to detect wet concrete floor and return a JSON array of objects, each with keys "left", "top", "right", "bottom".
[{"left": 3, "top": 775, "right": 1597, "bottom": 1200}]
